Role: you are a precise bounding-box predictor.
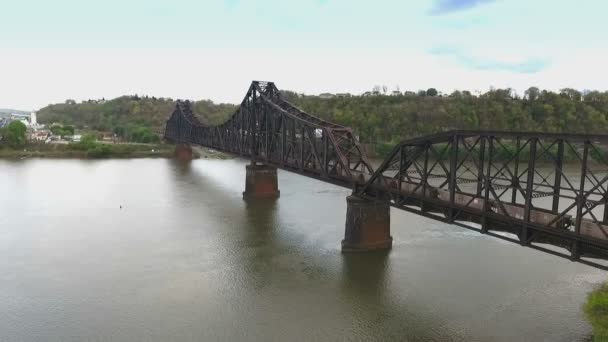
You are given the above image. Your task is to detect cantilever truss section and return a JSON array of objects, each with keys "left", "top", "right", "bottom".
[
  {"left": 164, "top": 81, "right": 374, "bottom": 188},
  {"left": 356, "top": 131, "right": 608, "bottom": 269}
]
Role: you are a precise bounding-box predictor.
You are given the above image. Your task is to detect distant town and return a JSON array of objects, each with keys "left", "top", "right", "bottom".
[{"left": 0, "top": 111, "right": 89, "bottom": 144}]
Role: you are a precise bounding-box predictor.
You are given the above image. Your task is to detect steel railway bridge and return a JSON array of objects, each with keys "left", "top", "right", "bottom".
[{"left": 164, "top": 81, "right": 608, "bottom": 270}]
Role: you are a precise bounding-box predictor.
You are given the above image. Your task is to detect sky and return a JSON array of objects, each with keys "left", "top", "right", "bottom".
[{"left": 0, "top": 0, "right": 607, "bottom": 110}]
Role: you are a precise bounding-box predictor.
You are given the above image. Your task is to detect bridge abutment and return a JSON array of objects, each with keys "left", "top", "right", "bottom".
[
  {"left": 175, "top": 144, "right": 193, "bottom": 161},
  {"left": 242, "top": 162, "right": 280, "bottom": 199},
  {"left": 342, "top": 195, "right": 392, "bottom": 252}
]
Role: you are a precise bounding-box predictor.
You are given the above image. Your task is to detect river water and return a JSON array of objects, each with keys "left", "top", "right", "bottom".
[{"left": 0, "top": 158, "right": 605, "bottom": 341}]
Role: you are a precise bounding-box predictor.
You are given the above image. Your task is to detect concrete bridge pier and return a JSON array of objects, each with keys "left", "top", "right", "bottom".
[
  {"left": 342, "top": 195, "right": 392, "bottom": 252},
  {"left": 242, "top": 162, "right": 280, "bottom": 199},
  {"left": 175, "top": 144, "right": 193, "bottom": 161}
]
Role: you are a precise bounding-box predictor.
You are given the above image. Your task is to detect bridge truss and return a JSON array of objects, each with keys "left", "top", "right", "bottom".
[
  {"left": 164, "top": 81, "right": 373, "bottom": 188},
  {"left": 165, "top": 82, "right": 608, "bottom": 270},
  {"left": 357, "top": 131, "right": 608, "bottom": 269}
]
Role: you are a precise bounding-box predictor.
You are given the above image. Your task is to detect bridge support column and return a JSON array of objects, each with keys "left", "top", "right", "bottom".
[
  {"left": 175, "top": 144, "right": 193, "bottom": 161},
  {"left": 242, "top": 162, "right": 280, "bottom": 199},
  {"left": 342, "top": 195, "right": 392, "bottom": 252}
]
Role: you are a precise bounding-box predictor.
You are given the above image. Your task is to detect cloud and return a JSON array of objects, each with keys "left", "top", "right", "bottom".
[
  {"left": 224, "top": 0, "right": 239, "bottom": 9},
  {"left": 429, "top": 0, "right": 496, "bottom": 15},
  {"left": 429, "top": 46, "right": 549, "bottom": 74}
]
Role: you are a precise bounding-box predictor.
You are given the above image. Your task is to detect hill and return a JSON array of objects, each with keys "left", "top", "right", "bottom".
[
  {"left": 37, "top": 96, "right": 237, "bottom": 133},
  {"left": 282, "top": 87, "right": 608, "bottom": 144},
  {"left": 36, "top": 87, "right": 608, "bottom": 146}
]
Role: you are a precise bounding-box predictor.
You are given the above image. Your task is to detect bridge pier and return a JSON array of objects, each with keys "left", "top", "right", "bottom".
[
  {"left": 242, "top": 162, "right": 280, "bottom": 199},
  {"left": 342, "top": 195, "right": 392, "bottom": 252},
  {"left": 175, "top": 144, "right": 193, "bottom": 161}
]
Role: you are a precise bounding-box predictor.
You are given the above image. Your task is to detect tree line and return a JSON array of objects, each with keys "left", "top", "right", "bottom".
[
  {"left": 37, "top": 87, "right": 608, "bottom": 147},
  {"left": 37, "top": 95, "right": 237, "bottom": 142},
  {"left": 282, "top": 87, "right": 608, "bottom": 145}
]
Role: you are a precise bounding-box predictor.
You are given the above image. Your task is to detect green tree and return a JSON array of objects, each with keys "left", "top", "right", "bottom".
[
  {"left": 426, "top": 88, "right": 438, "bottom": 97},
  {"left": 1, "top": 121, "right": 27, "bottom": 147}
]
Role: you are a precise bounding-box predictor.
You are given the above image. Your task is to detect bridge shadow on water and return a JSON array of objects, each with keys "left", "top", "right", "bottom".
[
  {"left": 339, "top": 251, "right": 470, "bottom": 341},
  {"left": 167, "top": 159, "right": 469, "bottom": 341}
]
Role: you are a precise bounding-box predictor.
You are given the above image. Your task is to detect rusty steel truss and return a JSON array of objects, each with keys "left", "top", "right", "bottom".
[
  {"left": 357, "top": 131, "right": 608, "bottom": 269},
  {"left": 165, "top": 81, "right": 608, "bottom": 270},
  {"left": 164, "top": 81, "right": 374, "bottom": 188}
]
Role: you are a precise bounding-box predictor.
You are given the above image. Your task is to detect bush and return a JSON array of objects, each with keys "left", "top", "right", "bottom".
[
  {"left": 585, "top": 283, "right": 608, "bottom": 341},
  {"left": 50, "top": 124, "right": 75, "bottom": 137},
  {"left": 86, "top": 144, "right": 112, "bottom": 158}
]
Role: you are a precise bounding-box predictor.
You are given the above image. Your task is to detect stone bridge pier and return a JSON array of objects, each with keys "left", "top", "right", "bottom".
[
  {"left": 242, "top": 162, "right": 280, "bottom": 199},
  {"left": 175, "top": 144, "right": 193, "bottom": 161},
  {"left": 342, "top": 195, "right": 392, "bottom": 252}
]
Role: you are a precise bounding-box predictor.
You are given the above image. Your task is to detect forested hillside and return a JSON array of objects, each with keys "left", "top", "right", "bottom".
[
  {"left": 283, "top": 87, "right": 608, "bottom": 144},
  {"left": 37, "top": 96, "right": 237, "bottom": 132},
  {"left": 37, "top": 87, "right": 608, "bottom": 145}
]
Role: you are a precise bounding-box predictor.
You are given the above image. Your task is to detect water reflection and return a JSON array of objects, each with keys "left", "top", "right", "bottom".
[{"left": 0, "top": 158, "right": 603, "bottom": 342}]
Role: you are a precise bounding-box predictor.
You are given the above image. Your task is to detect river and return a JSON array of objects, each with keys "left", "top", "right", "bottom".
[{"left": 0, "top": 158, "right": 605, "bottom": 341}]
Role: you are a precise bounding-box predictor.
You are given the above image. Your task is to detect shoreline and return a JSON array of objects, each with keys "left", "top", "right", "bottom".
[{"left": 0, "top": 144, "right": 231, "bottom": 160}]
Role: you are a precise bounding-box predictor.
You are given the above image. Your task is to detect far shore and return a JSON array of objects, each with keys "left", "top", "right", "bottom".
[{"left": 0, "top": 143, "right": 231, "bottom": 160}]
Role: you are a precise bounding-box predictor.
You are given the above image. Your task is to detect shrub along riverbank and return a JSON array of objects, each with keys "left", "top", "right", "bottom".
[
  {"left": 0, "top": 141, "right": 179, "bottom": 159},
  {"left": 585, "top": 283, "right": 608, "bottom": 341}
]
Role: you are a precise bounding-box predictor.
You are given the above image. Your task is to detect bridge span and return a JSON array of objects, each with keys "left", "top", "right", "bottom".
[{"left": 164, "top": 81, "right": 608, "bottom": 270}]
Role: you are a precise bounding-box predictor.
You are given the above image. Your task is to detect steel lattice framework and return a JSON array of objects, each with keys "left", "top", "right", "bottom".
[
  {"left": 165, "top": 81, "right": 374, "bottom": 188},
  {"left": 165, "top": 81, "right": 608, "bottom": 270},
  {"left": 357, "top": 131, "right": 608, "bottom": 269}
]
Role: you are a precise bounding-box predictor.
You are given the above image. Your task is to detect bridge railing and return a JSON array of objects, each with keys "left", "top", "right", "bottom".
[{"left": 357, "top": 130, "right": 608, "bottom": 268}]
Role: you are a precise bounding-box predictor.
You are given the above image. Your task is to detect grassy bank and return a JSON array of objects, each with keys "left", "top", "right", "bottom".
[
  {"left": 1, "top": 143, "right": 182, "bottom": 159},
  {"left": 585, "top": 282, "right": 608, "bottom": 341}
]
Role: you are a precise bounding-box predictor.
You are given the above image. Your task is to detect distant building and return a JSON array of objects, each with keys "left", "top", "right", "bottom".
[
  {"left": 30, "top": 130, "right": 50, "bottom": 142},
  {"left": 336, "top": 93, "right": 352, "bottom": 98},
  {"left": 72, "top": 134, "right": 82, "bottom": 142},
  {"left": 319, "top": 93, "right": 335, "bottom": 99},
  {"left": 391, "top": 90, "right": 402, "bottom": 96}
]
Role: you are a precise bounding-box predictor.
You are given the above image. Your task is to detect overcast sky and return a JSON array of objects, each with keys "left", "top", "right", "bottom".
[{"left": 1, "top": 0, "right": 606, "bottom": 110}]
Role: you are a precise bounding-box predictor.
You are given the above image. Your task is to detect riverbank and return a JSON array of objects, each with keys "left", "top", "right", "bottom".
[
  {"left": 0, "top": 143, "right": 230, "bottom": 160},
  {"left": 585, "top": 282, "right": 608, "bottom": 341}
]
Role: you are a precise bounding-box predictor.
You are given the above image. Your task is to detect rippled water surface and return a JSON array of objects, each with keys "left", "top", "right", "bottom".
[{"left": 0, "top": 158, "right": 605, "bottom": 341}]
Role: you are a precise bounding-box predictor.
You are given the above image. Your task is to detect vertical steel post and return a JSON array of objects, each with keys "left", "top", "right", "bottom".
[
  {"left": 397, "top": 145, "right": 405, "bottom": 206},
  {"left": 281, "top": 115, "right": 286, "bottom": 163},
  {"left": 265, "top": 106, "right": 269, "bottom": 159},
  {"left": 448, "top": 135, "right": 459, "bottom": 222},
  {"left": 300, "top": 125, "right": 304, "bottom": 170},
  {"left": 421, "top": 143, "right": 430, "bottom": 211},
  {"left": 323, "top": 131, "right": 328, "bottom": 176},
  {"left": 522, "top": 138, "right": 537, "bottom": 245},
  {"left": 481, "top": 136, "right": 493, "bottom": 233},
  {"left": 476, "top": 137, "right": 486, "bottom": 197},
  {"left": 511, "top": 137, "right": 521, "bottom": 204},
  {"left": 573, "top": 140, "right": 589, "bottom": 260},
  {"left": 552, "top": 139, "right": 564, "bottom": 214}
]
